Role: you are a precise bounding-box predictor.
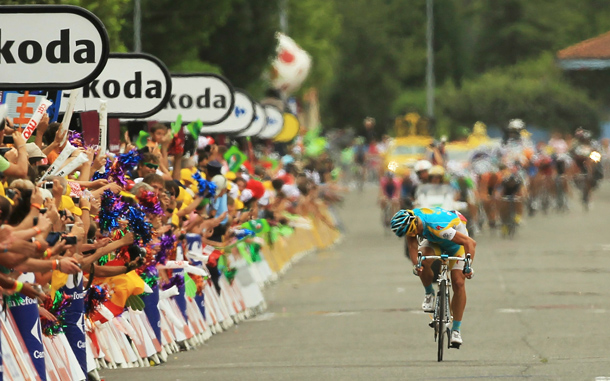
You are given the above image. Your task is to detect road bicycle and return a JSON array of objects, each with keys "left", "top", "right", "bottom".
[{"left": 416, "top": 252, "right": 472, "bottom": 362}]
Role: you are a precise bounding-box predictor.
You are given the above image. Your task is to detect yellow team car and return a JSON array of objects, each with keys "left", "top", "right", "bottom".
[{"left": 384, "top": 136, "right": 433, "bottom": 174}]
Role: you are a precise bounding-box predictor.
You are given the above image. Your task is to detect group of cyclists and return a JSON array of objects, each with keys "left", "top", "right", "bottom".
[
  {"left": 375, "top": 118, "right": 606, "bottom": 349},
  {"left": 379, "top": 120, "right": 605, "bottom": 236}
]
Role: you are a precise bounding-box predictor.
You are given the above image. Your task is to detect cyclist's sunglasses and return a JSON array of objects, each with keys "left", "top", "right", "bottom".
[{"left": 143, "top": 162, "right": 159, "bottom": 170}]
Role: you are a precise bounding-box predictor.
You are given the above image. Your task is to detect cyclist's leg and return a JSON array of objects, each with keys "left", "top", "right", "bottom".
[
  {"left": 418, "top": 240, "right": 440, "bottom": 289},
  {"left": 515, "top": 185, "right": 525, "bottom": 220},
  {"left": 496, "top": 189, "right": 508, "bottom": 225},
  {"left": 449, "top": 246, "right": 467, "bottom": 326}
]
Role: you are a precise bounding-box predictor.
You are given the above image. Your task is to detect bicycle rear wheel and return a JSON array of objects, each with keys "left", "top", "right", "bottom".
[{"left": 437, "top": 280, "right": 446, "bottom": 362}]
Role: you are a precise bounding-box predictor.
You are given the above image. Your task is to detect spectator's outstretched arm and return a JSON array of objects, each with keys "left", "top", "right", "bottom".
[
  {"left": 77, "top": 232, "right": 134, "bottom": 269},
  {"left": 2, "top": 131, "right": 28, "bottom": 178},
  {"left": 14, "top": 188, "right": 45, "bottom": 231},
  {"left": 35, "top": 114, "right": 49, "bottom": 149},
  {"left": 42, "top": 128, "right": 67, "bottom": 156},
  {"left": 15, "top": 257, "right": 80, "bottom": 274}
]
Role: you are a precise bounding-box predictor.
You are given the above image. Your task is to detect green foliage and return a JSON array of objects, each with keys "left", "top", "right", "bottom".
[
  {"left": 392, "top": 88, "right": 427, "bottom": 116},
  {"left": 121, "top": 0, "right": 235, "bottom": 70},
  {"left": 324, "top": 0, "right": 467, "bottom": 132},
  {"left": 0, "top": 0, "right": 129, "bottom": 51},
  {"left": 172, "top": 60, "right": 222, "bottom": 75},
  {"left": 467, "top": 0, "right": 610, "bottom": 72},
  {"left": 437, "top": 54, "right": 600, "bottom": 134},
  {"left": 287, "top": 0, "right": 342, "bottom": 90},
  {"left": 198, "top": 0, "right": 279, "bottom": 88},
  {"left": 80, "top": 0, "right": 130, "bottom": 51}
]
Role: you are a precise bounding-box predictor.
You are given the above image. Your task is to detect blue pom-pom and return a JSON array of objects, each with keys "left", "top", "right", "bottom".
[
  {"left": 192, "top": 172, "right": 216, "bottom": 198},
  {"left": 99, "top": 190, "right": 121, "bottom": 232},
  {"left": 234, "top": 229, "right": 255, "bottom": 240},
  {"left": 125, "top": 206, "right": 152, "bottom": 244},
  {"left": 92, "top": 160, "right": 111, "bottom": 181},
  {"left": 117, "top": 149, "right": 141, "bottom": 169}
]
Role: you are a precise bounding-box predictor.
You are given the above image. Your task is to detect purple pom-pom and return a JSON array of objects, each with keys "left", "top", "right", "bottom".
[{"left": 161, "top": 273, "right": 184, "bottom": 291}]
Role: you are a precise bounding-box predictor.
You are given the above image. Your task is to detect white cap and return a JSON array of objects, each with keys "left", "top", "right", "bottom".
[
  {"left": 414, "top": 160, "right": 432, "bottom": 172},
  {"left": 227, "top": 181, "right": 239, "bottom": 200},
  {"left": 258, "top": 190, "right": 271, "bottom": 206},
  {"left": 240, "top": 189, "right": 253, "bottom": 203},
  {"left": 211, "top": 175, "right": 227, "bottom": 190}
]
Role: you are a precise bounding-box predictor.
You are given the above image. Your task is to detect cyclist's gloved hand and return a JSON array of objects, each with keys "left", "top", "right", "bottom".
[
  {"left": 464, "top": 267, "right": 474, "bottom": 279},
  {"left": 413, "top": 264, "right": 423, "bottom": 277}
]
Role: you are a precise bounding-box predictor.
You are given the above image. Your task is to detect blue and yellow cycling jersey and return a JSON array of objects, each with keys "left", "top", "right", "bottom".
[{"left": 413, "top": 207, "right": 465, "bottom": 255}]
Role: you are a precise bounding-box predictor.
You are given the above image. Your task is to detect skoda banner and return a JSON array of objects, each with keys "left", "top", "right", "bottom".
[
  {"left": 149, "top": 73, "right": 235, "bottom": 125},
  {"left": 238, "top": 102, "right": 267, "bottom": 137},
  {"left": 200, "top": 89, "right": 255, "bottom": 134},
  {"left": 0, "top": 5, "right": 109, "bottom": 90},
  {"left": 60, "top": 53, "right": 172, "bottom": 118},
  {"left": 257, "top": 104, "right": 284, "bottom": 139}
]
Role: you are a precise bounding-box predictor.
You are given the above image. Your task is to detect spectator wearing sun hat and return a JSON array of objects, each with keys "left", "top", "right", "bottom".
[{"left": 210, "top": 175, "right": 228, "bottom": 227}]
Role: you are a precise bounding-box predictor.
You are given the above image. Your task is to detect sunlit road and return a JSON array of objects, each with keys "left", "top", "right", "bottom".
[{"left": 105, "top": 182, "right": 610, "bottom": 381}]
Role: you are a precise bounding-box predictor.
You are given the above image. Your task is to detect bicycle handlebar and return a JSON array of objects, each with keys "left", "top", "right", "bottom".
[{"left": 417, "top": 252, "right": 473, "bottom": 276}]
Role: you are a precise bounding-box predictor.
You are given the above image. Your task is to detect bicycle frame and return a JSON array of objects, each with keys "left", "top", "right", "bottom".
[{"left": 417, "top": 252, "right": 472, "bottom": 361}]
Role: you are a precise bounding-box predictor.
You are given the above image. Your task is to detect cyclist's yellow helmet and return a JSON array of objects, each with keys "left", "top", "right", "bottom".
[{"left": 390, "top": 209, "right": 418, "bottom": 237}]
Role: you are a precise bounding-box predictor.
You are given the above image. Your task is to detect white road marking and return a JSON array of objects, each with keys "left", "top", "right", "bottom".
[
  {"left": 251, "top": 313, "right": 276, "bottom": 321},
  {"left": 497, "top": 308, "right": 523, "bottom": 313}
]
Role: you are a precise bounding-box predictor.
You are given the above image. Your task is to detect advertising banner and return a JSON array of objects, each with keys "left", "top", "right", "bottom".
[
  {"left": 60, "top": 53, "right": 171, "bottom": 119},
  {"left": 0, "top": 5, "right": 109, "bottom": 90},
  {"left": 148, "top": 74, "right": 234, "bottom": 125}
]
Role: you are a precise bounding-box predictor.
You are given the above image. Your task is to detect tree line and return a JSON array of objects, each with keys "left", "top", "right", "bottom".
[{"left": 4, "top": 0, "right": 610, "bottom": 136}]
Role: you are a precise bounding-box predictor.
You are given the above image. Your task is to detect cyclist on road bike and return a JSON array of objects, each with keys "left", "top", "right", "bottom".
[
  {"left": 391, "top": 208, "right": 476, "bottom": 347},
  {"left": 449, "top": 169, "right": 479, "bottom": 234},
  {"left": 399, "top": 170, "right": 417, "bottom": 209},
  {"left": 496, "top": 164, "right": 526, "bottom": 231},
  {"left": 570, "top": 128, "right": 603, "bottom": 206},
  {"left": 428, "top": 165, "right": 446, "bottom": 185},
  {"left": 502, "top": 118, "right": 526, "bottom": 146},
  {"left": 379, "top": 171, "right": 401, "bottom": 214},
  {"left": 475, "top": 163, "right": 502, "bottom": 230},
  {"left": 414, "top": 160, "right": 432, "bottom": 185},
  {"left": 352, "top": 137, "right": 368, "bottom": 187}
]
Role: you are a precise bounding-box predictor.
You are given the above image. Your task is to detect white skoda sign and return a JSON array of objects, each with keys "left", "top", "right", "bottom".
[
  {"left": 149, "top": 73, "right": 234, "bottom": 124},
  {"left": 60, "top": 53, "right": 171, "bottom": 118},
  {"left": 201, "top": 90, "right": 255, "bottom": 134},
  {"left": 238, "top": 102, "right": 267, "bottom": 137},
  {"left": 258, "top": 104, "right": 284, "bottom": 139},
  {"left": 0, "top": 5, "right": 109, "bottom": 90}
]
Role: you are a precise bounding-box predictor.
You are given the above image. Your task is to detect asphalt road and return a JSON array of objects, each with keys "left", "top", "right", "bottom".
[{"left": 104, "top": 182, "right": 610, "bottom": 381}]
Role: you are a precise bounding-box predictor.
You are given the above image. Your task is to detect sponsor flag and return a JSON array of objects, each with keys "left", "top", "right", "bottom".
[{"left": 224, "top": 146, "right": 247, "bottom": 173}]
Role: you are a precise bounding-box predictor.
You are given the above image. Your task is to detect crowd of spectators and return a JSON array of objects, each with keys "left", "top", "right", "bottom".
[{"left": 0, "top": 113, "right": 343, "bottom": 379}]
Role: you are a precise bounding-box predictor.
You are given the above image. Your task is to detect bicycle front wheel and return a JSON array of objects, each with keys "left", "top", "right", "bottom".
[{"left": 437, "top": 279, "right": 446, "bottom": 362}]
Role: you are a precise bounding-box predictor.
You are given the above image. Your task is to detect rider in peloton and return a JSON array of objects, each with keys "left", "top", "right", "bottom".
[
  {"left": 379, "top": 171, "right": 401, "bottom": 218},
  {"left": 391, "top": 208, "right": 476, "bottom": 347}
]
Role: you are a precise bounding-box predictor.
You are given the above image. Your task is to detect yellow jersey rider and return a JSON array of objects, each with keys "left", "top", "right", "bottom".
[{"left": 390, "top": 208, "right": 476, "bottom": 347}]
